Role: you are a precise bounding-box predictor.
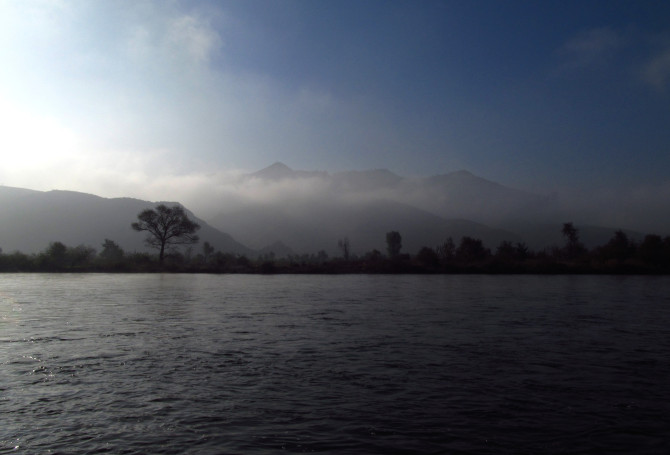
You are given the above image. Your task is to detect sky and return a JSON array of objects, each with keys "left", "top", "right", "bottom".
[{"left": 1, "top": 0, "right": 669, "bottom": 215}]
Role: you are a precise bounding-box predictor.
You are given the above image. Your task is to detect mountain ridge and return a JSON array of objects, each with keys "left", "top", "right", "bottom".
[
  {"left": 209, "top": 163, "right": 647, "bottom": 254},
  {"left": 0, "top": 186, "right": 253, "bottom": 256},
  {"left": 0, "top": 163, "right": 652, "bottom": 258}
]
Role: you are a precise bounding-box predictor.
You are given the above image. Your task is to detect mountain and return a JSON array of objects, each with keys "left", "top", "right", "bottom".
[
  {"left": 1, "top": 164, "right": 643, "bottom": 259},
  {"left": 398, "top": 170, "right": 553, "bottom": 225},
  {"left": 209, "top": 196, "right": 520, "bottom": 256},
  {"left": 257, "top": 241, "right": 295, "bottom": 258},
  {"left": 209, "top": 163, "right": 638, "bottom": 254},
  {"left": 330, "top": 169, "right": 404, "bottom": 192},
  {"left": 244, "top": 163, "right": 550, "bottom": 224},
  {"left": 0, "top": 186, "right": 253, "bottom": 256},
  {"left": 248, "top": 161, "right": 328, "bottom": 181}
]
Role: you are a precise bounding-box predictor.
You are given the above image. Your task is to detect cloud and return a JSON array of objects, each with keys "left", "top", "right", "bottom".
[
  {"left": 1, "top": 0, "right": 448, "bottom": 203},
  {"left": 641, "top": 45, "right": 670, "bottom": 91},
  {"left": 557, "top": 27, "right": 670, "bottom": 94},
  {"left": 2, "top": 1, "right": 362, "bottom": 171},
  {"left": 124, "top": 7, "right": 222, "bottom": 67},
  {"left": 556, "top": 27, "right": 621, "bottom": 72},
  {"left": 171, "top": 14, "right": 222, "bottom": 64}
]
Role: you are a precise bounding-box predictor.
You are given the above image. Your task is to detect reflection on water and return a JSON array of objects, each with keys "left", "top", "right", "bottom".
[{"left": 1, "top": 274, "right": 670, "bottom": 454}]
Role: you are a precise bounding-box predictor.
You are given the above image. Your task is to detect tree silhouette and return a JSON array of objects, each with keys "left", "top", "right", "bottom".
[
  {"left": 495, "top": 240, "right": 516, "bottom": 262},
  {"left": 131, "top": 205, "right": 200, "bottom": 264},
  {"left": 41, "top": 241, "right": 68, "bottom": 269},
  {"left": 386, "top": 231, "right": 402, "bottom": 258},
  {"left": 416, "top": 246, "right": 439, "bottom": 268},
  {"left": 562, "top": 222, "right": 578, "bottom": 244},
  {"left": 436, "top": 237, "right": 456, "bottom": 264},
  {"left": 100, "top": 239, "right": 124, "bottom": 263},
  {"left": 561, "top": 222, "right": 585, "bottom": 260},
  {"left": 364, "top": 249, "right": 382, "bottom": 262},
  {"left": 637, "top": 234, "right": 667, "bottom": 266},
  {"left": 598, "top": 230, "right": 634, "bottom": 263},
  {"left": 202, "top": 241, "right": 215, "bottom": 263},
  {"left": 456, "top": 236, "right": 490, "bottom": 264},
  {"left": 338, "top": 237, "right": 350, "bottom": 261},
  {"left": 495, "top": 241, "right": 530, "bottom": 263},
  {"left": 69, "top": 244, "right": 96, "bottom": 268},
  {"left": 515, "top": 242, "right": 530, "bottom": 260}
]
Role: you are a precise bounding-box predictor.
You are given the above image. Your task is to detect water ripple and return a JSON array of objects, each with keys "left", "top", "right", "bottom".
[{"left": 1, "top": 274, "right": 669, "bottom": 454}]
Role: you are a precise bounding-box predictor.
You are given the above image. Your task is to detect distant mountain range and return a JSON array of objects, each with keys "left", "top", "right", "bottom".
[
  {"left": 244, "top": 162, "right": 546, "bottom": 222},
  {"left": 0, "top": 163, "right": 647, "bottom": 257},
  {"left": 208, "top": 162, "right": 641, "bottom": 256}
]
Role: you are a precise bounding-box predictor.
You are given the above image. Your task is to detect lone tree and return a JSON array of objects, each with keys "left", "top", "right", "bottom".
[{"left": 131, "top": 204, "right": 200, "bottom": 264}]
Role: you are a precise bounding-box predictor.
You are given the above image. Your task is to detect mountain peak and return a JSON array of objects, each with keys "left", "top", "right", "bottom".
[
  {"left": 267, "top": 162, "right": 292, "bottom": 171},
  {"left": 250, "top": 162, "right": 294, "bottom": 180}
]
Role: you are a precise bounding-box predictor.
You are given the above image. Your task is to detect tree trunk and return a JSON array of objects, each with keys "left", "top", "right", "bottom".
[{"left": 159, "top": 243, "right": 165, "bottom": 264}]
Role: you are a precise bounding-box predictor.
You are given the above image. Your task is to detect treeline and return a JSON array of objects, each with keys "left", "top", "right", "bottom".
[
  {"left": 1, "top": 224, "right": 670, "bottom": 274},
  {"left": 0, "top": 239, "right": 256, "bottom": 273},
  {"left": 320, "top": 224, "right": 670, "bottom": 274},
  {"left": 410, "top": 227, "right": 670, "bottom": 274}
]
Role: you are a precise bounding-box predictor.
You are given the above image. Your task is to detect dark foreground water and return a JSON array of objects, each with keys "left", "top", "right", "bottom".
[{"left": 1, "top": 274, "right": 669, "bottom": 454}]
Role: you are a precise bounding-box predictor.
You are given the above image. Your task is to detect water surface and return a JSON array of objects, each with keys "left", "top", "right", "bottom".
[{"left": 1, "top": 274, "right": 669, "bottom": 454}]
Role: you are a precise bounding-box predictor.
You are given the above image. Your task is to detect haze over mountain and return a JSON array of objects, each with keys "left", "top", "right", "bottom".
[
  {"left": 0, "top": 162, "right": 659, "bottom": 258},
  {"left": 206, "top": 163, "right": 649, "bottom": 256},
  {"left": 209, "top": 195, "right": 519, "bottom": 257}
]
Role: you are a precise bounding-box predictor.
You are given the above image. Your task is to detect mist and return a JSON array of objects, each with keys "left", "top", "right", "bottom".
[
  {"left": 172, "top": 165, "right": 670, "bottom": 238},
  {"left": 92, "top": 162, "right": 669, "bottom": 254},
  {"left": 5, "top": 154, "right": 669, "bottom": 255}
]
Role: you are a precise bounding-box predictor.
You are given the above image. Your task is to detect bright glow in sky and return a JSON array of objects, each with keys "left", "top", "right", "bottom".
[{"left": 1, "top": 0, "right": 669, "bottom": 210}]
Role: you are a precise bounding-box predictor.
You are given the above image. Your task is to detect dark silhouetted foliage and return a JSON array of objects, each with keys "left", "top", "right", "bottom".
[
  {"left": 386, "top": 231, "right": 402, "bottom": 259},
  {"left": 202, "top": 241, "right": 215, "bottom": 263},
  {"left": 416, "top": 246, "right": 440, "bottom": 268},
  {"left": 597, "top": 230, "right": 634, "bottom": 263},
  {"left": 364, "top": 249, "right": 383, "bottom": 262},
  {"left": 338, "top": 237, "right": 350, "bottom": 261},
  {"left": 0, "top": 251, "right": 34, "bottom": 272},
  {"left": 316, "top": 250, "right": 329, "bottom": 263},
  {"left": 99, "top": 239, "right": 124, "bottom": 264},
  {"left": 561, "top": 222, "right": 586, "bottom": 260},
  {"left": 131, "top": 204, "right": 200, "bottom": 264},
  {"left": 637, "top": 234, "right": 667, "bottom": 267},
  {"left": 69, "top": 245, "right": 97, "bottom": 268},
  {"left": 3, "top": 222, "right": 670, "bottom": 274},
  {"left": 456, "top": 237, "right": 490, "bottom": 264},
  {"left": 495, "top": 241, "right": 531, "bottom": 263},
  {"left": 436, "top": 237, "right": 456, "bottom": 264}
]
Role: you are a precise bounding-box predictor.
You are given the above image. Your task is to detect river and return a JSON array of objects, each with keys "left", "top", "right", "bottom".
[{"left": 1, "top": 274, "right": 669, "bottom": 454}]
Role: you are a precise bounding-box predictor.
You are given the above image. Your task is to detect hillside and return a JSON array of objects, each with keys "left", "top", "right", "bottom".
[{"left": 0, "top": 187, "right": 253, "bottom": 256}]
